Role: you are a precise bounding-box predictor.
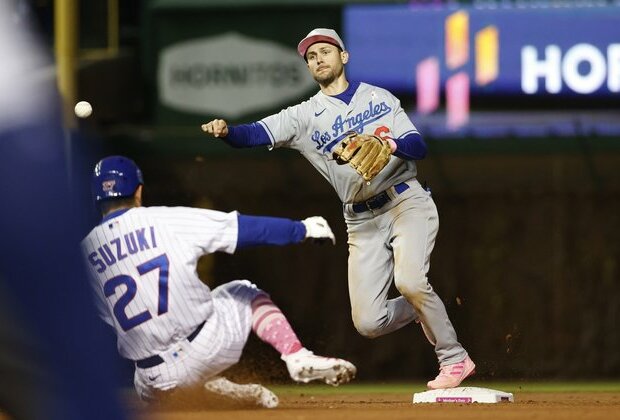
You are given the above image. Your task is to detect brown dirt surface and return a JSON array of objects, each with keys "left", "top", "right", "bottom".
[{"left": 144, "top": 390, "right": 620, "bottom": 420}]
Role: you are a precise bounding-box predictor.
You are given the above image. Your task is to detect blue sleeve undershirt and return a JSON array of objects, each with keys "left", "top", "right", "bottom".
[
  {"left": 237, "top": 214, "right": 306, "bottom": 249},
  {"left": 224, "top": 123, "right": 271, "bottom": 148},
  {"left": 393, "top": 132, "right": 427, "bottom": 160}
]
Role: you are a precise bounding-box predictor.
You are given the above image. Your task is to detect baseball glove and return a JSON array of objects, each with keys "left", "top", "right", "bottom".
[{"left": 332, "top": 132, "right": 392, "bottom": 181}]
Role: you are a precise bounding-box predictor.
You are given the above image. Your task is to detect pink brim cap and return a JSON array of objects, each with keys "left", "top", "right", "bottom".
[{"left": 297, "top": 29, "right": 345, "bottom": 57}]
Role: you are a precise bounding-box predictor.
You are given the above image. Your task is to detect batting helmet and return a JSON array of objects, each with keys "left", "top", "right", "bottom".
[{"left": 92, "top": 155, "right": 144, "bottom": 204}]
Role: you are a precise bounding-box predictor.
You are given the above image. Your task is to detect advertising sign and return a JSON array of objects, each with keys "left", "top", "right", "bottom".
[
  {"left": 158, "top": 32, "right": 316, "bottom": 119},
  {"left": 344, "top": 5, "right": 620, "bottom": 97}
]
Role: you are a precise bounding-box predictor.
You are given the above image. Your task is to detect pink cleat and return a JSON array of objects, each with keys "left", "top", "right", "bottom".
[{"left": 427, "top": 356, "right": 476, "bottom": 389}]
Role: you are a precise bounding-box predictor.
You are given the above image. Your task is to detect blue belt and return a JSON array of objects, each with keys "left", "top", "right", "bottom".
[
  {"left": 351, "top": 182, "right": 410, "bottom": 213},
  {"left": 135, "top": 320, "right": 205, "bottom": 369}
]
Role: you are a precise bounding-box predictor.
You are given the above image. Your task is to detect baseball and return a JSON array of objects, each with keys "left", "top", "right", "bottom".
[{"left": 74, "top": 101, "right": 93, "bottom": 118}]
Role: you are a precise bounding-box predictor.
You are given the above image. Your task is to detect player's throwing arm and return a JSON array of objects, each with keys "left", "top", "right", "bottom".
[{"left": 201, "top": 119, "right": 229, "bottom": 138}]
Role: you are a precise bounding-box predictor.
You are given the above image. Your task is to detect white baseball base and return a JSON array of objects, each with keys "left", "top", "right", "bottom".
[{"left": 413, "top": 386, "right": 514, "bottom": 404}]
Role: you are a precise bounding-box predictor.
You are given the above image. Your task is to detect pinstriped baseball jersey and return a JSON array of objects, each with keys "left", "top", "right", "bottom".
[
  {"left": 81, "top": 206, "right": 238, "bottom": 360},
  {"left": 258, "top": 82, "right": 419, "bottom": 203}
]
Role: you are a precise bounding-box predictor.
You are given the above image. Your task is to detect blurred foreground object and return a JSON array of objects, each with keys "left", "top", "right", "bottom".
[{"left": 0, "top": 3, "right": 127, "bottom": 420}]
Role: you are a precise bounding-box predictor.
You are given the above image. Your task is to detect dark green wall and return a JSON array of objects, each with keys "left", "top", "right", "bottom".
[{"left": 111, "top": 147, "right": 620, "bottom": 382}]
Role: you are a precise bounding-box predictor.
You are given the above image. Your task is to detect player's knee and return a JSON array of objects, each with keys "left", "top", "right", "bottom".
[
  {"left": 353, "top": 320, "right": 381, "bottom": 339},
  {"left": 352, "top": 313, "right": 385, "bottom": 339}
]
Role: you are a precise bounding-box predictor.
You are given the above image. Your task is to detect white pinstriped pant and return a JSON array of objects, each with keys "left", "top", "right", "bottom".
[{"left": 133, "top": 280, "right": 263, "bottom": 401}]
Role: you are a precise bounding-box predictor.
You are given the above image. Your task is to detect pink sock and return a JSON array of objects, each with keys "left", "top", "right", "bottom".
[{"left": 251, "top": 294, "right": 303, "bottom": 356}]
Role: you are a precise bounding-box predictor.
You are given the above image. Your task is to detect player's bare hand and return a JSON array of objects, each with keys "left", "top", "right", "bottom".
[
  {"left": 301, "top": 216, "right": 336, "bottom": 245},
  {"left": 201, "top": 119, "right": 229, "bottom": 138}
]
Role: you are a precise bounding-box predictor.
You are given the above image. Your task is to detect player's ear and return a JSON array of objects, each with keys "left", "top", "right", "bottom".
[
  {"left": 134, "top": 185, "right": 143, "bottom": 207},
  {"left": 341, "top": 50, "right": 349, "bottom": 64}
]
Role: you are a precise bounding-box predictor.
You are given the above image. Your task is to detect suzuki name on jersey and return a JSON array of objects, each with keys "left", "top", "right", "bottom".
[{"left": 88, "top": 226, "right": 158, "bottom": 273}]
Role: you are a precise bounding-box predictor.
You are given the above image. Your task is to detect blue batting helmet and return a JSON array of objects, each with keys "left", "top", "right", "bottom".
[{"left": 92, "top": 155, "right": 144, "bottom": 204}]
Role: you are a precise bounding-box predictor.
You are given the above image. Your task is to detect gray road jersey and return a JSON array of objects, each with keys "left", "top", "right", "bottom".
[{"left": 259, "top": 82, "right": 419, "bottom": 203}]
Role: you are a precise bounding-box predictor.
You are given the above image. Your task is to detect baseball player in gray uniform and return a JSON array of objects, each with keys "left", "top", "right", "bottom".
[
  {"left": 82, "top": 155, "right": 356, "bottom": 407},
  {"left": 201, "top": 28, "right": 475, "bottom": 389}
]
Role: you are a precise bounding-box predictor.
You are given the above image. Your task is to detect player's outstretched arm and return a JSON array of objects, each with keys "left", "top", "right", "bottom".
[
  {"left": 201, "top": 119, "right": 229, "bottom": 138},
  {"left": 237, "top": 214, "right": 336, "bottom": 249},
  {"left": 200, "top": 121, "right": 272, "bottom": 148}
]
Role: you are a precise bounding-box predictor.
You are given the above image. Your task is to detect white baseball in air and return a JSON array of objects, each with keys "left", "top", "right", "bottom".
[{"left": 74, "top": 101, "right": 93, "bottom": 118}]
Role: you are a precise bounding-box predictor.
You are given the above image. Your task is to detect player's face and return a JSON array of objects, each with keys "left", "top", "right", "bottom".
[{"left": 306, "top": 43, "right": 347, "bottom": 86}]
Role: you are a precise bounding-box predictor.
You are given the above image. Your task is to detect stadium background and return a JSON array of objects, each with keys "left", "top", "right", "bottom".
[{"left": 30, "top": 0, "right": 620, "bottom": 384}]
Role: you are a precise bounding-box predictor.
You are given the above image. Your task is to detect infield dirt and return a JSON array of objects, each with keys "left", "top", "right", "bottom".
[{"left": 145, "top": 390, "right": 620, "bottom": 420}]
